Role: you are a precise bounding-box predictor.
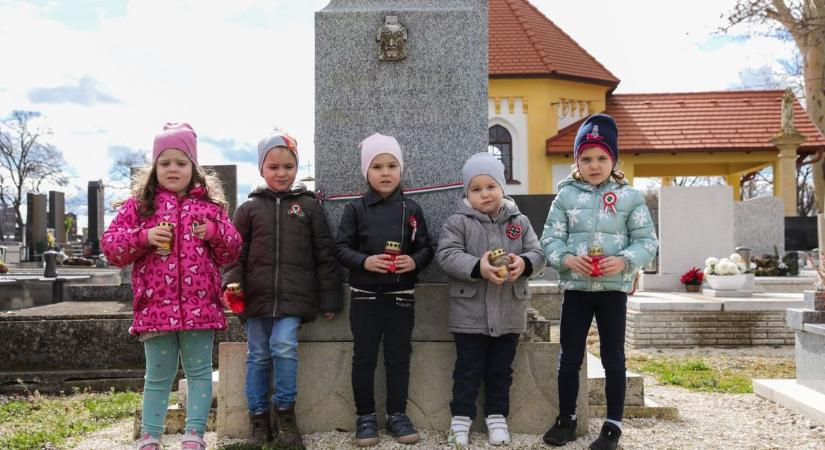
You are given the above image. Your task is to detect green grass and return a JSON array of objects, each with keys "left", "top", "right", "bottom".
[
  {"left": 626, "top": 355, "right": 794, "bottom": 394},
  {"left": 0, "top": 389, "right": 142, "bottom": 450}
]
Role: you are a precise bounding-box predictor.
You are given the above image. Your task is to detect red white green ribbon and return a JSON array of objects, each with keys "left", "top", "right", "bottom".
[
  {"left": 317, "top": 181, "right": 463, "bottom": 202},
  {"left": 603, "top": 192, "right": 618, "bottom": 214}
]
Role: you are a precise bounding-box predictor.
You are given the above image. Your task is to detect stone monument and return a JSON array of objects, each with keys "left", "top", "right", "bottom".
[
  {"left": 87, "top": 181, "right": 105, "bottom": 257},
  {"left": 217, "top": 0, "right": 586, "bottom": 440},
  {"left": 48, "top": 191, "right": 66, "bottom": 244},
  {"left": 25, "top": 193, "right": 47, "bottom": 261}
]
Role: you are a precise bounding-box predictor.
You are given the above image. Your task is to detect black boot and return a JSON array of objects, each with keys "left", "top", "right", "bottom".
[
  {"left": 277, "top": 404, "right": 305, "bottom": 449},
  {"left": 543, "top": 415, "right": 577, "bottom": 446},
  {"left": 589, "top": 421, "right": 622, "bottom": 450},
  {"left": 247, "top": 410, "right": 272, "bottom": 445}
]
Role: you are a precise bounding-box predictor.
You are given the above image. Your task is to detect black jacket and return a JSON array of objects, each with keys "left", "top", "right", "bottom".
[
  {"left": 335, "top": 188, "right": 434, "bottom": 292},
  {"left": 222, "top": 184, "right": 342, "bottom": 322}
]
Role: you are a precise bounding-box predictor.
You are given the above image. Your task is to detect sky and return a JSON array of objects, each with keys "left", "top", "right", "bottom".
[{"left": 0, "top": 0, "right": 797, "bottom": 229}]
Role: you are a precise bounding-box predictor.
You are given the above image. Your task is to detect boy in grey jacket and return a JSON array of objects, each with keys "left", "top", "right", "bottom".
[{"left": 436, "top": 152, "right": 545, "bottom": 448}]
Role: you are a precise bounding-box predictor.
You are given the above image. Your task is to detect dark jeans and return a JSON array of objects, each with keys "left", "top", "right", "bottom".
[
  {"left": 558, "top": 290, "right": 627, "bottom": 421},
  {"left": 450, "top": 332, "right": 519, "bottom": 419},
  {"left": 350, "top": 291, "right": 415, "bottom": 416}
]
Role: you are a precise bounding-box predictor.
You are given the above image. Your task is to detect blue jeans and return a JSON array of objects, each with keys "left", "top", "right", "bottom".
[{"left": 244, "top": 316, "right": 301, "bottom": 413}]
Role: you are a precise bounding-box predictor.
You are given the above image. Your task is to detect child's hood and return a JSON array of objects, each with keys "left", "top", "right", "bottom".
[{"left": 456, "top": 196, "right": 522, "bottom": 223}]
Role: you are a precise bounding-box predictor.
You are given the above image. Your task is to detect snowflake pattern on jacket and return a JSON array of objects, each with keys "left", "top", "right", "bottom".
[{"left": 102, "top": 186, "right": 242, "bottom": 334}]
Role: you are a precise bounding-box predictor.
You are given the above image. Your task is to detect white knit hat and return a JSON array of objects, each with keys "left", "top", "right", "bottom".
[{"left": 359, "top": 133, "right": 404, "bottom": 180}]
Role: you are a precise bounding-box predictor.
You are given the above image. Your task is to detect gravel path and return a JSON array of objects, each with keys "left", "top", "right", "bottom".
[
  {"left": 68, "top": 345, "right": 822, "bottom": 449},
  {"left": 68, "top": 376, "right": 825, "bottom": 450}
]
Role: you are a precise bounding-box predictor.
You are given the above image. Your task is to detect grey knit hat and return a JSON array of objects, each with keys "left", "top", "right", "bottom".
[
  {"left": 257, "top": 129, "right": 298, "bottom": 173},
  {"left": 461, "top": 152, "right": 506, "bottom": 193}
]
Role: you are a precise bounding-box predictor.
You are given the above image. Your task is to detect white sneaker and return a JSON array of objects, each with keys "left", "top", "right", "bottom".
[
  {"left": 485, "top": 414, "right": 511, "bottom": 445},
  {"left": 448, "top": 415, "right": 471, "bottom": 448}
]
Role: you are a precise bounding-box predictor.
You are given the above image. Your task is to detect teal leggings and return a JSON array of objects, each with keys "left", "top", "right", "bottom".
[{"left": 141, "top": 330, "right": 214, "bottom": 438}]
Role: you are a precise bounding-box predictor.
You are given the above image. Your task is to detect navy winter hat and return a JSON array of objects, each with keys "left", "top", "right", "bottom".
[{"left": 573, "top": 113, "right": 618, "bottom": 166}]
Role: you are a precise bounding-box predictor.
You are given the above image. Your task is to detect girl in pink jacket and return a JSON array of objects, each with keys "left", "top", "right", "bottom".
[{"left": 102, "top": 123, "right": 241, "bottom": 450}]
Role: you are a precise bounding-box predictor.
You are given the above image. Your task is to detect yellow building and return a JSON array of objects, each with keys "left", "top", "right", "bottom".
[{"left": 488, "top": 0, "right": 825, "bottom": 216}]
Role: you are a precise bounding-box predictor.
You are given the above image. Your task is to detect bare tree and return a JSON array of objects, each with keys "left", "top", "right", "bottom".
[
  {"left": 726, "top": 0, "right": 825, "bottom": 211},
  {"left": 742, "top": 167, "right": 775, "bottom": 199},
  {"left": 0, "top": 111, "right": 68, "bottom": 238},
  {"left": 799, "top": 162, "right": 816, "bottom": 215},
  {"left": 108, "top": 147, "right": 148, "bottom": 190}
]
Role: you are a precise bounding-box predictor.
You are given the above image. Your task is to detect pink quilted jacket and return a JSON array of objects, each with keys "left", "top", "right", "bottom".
[{"left": 102, "top": 186, "right": 241, "bottom": 335}]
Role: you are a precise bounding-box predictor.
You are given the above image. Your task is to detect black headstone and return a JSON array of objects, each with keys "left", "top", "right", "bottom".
[
  {"left": 25, "top": 192, "right": 48, "bottom": 260},
  {"left": 87, "top": 181, "right": 105, "bottom": 256}
]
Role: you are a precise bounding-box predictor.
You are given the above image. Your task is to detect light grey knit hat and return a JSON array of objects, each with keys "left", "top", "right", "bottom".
[{"left": 461, "top": 152, "right": 506, "bottom": 193}]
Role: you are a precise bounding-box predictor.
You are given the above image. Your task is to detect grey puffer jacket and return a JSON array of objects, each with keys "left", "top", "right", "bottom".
[{"left": 436, "top": 198, "right": 546, "bottom": 337}]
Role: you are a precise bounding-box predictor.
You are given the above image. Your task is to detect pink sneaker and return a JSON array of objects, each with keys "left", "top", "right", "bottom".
[
  {"left": 136, "top": 432, "right": 161, "bottom": 450},
  {"left": 181, "top": 429, "right": 206, "bottom": 450}
]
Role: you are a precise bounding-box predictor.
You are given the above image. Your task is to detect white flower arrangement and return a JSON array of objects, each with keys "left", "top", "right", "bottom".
[{"left": 704, "top": 254, "right": 746, "bottom": 276}]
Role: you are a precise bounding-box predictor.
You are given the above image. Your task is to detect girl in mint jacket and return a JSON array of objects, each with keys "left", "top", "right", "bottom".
[{"left": 540, "top": 114, "right": 657, "bottom": 450}]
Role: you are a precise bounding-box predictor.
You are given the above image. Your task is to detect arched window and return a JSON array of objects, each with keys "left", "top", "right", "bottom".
[{"left": 488, "top": 125, "right": 513, "bottom": 182}]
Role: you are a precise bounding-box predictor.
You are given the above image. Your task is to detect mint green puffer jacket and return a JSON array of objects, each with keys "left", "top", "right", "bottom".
[{"left": 540, "top": 176, "right": 658, "bottom": 293}]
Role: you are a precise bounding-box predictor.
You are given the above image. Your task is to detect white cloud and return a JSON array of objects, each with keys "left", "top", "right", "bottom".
[{"left": 532, "top": 0, "right": 796, "bottom": 93}]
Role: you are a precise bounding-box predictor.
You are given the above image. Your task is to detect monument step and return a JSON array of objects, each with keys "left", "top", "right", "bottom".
[
  {"left": 589, "top": 398, "right": 679, "bottom": 420},
  {"left": 217, "top": 341, "right": 588, "bottom": 437},
  {"left": 753, "top": 379, "right": 825, "bottom": 426},
  {"left": 586, "top": 353, "right": 645, "bottom": 406}
]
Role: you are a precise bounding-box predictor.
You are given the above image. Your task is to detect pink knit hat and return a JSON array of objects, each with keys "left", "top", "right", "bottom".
[
  {"left": 153, "top": 123, "right": 197, "bottom": 164},
  {"left": 359, "top": 133, "right": 403, "bottom": 179}
]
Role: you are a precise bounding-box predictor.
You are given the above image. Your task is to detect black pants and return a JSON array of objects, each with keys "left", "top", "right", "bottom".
[
  {"left": 558, "top": 290, "right": 627, "bottom": 421},
  {"left": 350, "top": 292, "right": 415, "bottom": 416},
  {"left": 450, "top": 332, "right": 519, "bottom": 419}
]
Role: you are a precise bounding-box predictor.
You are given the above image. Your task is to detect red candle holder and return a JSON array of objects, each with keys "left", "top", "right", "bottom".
[
  {"left": 224, "top": 282, "right": 245, "bottom": 314},
  {"left": 589, "top": 246, "right": 605, "bottom": 277},
  {"left": 384, "top": 241, "right": 401, "bottom": 273}
]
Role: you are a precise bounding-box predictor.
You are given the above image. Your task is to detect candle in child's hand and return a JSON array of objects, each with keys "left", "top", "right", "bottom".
[
  {"left": 384, "top": 241, "right": 401, "bottom": 273},
  {"left": 155, "top": 222, "right": 175, "bottom": 256},
  {"left": 488, "top": 248, "right": 510, "bottom": 279},
  {"left": 588, "top": 246, "right": 604, "bottom": 277}
]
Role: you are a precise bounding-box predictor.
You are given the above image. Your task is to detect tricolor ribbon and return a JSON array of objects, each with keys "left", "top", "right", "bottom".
[
  {"left": 409, "top": 215, "right": 418, "bottom": 242},
  {"left": 316, "top": 181, "right": 464, "bottom": 203},
  {"left": 602, "top": 192, "right": 618, "bottom": 215}
]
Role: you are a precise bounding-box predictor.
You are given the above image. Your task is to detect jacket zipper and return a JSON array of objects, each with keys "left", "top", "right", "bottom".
[
  {"left": 176, "top": 196, "right": 184, "bottom": 328},
  {"left": 588, "top": 184, "right": 605, "bottom": 290},
  {"left": 273, "top": 197, "right": 282, "bottom": 317},
  {"left": 399, "top": 199, "right": 405, "bottom": 283}
]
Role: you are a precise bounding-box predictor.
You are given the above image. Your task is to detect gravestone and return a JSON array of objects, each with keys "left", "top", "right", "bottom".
[
  {"left": 87, "top": 181, "right": 105, "bottom": 256},
  {"left": 641, "top": 186, "right": 735, "bottom": 291},
  {"left": 734, "top": 196, "right": 784, "bottom": 257},
  {"left": 754, "top": 214, "right": 825, "bottom": 424},
  {"left": 315, "top": 0, "right": 488, "bottom": 283},
  {"left": 204, "top": 165, "right": 238, "bottom": 217},
  {"left": 48, "top": 191, "right": 66, "bottom": 244},
  {"left": 25, "top": 193, "right": 47, "bottom": 261}
]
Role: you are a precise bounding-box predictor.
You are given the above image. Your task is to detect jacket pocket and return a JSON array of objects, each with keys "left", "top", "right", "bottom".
[
  {"left": 511, "top": 281, "right": 529, "bottom": 327},
  {"left": 449, "top": 282, "right": 477, "bottom": 298},
  {"left": 449, "top": 281, "right": 481, "bottom": 324}
]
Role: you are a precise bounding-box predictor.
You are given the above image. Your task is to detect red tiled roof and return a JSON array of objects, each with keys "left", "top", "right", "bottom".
[
  {"left": 546, "top": 90, "right": 825, "bottom": 155},
  {"left": 489, "top": 0, "right": 619, "bottom": 87}
]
